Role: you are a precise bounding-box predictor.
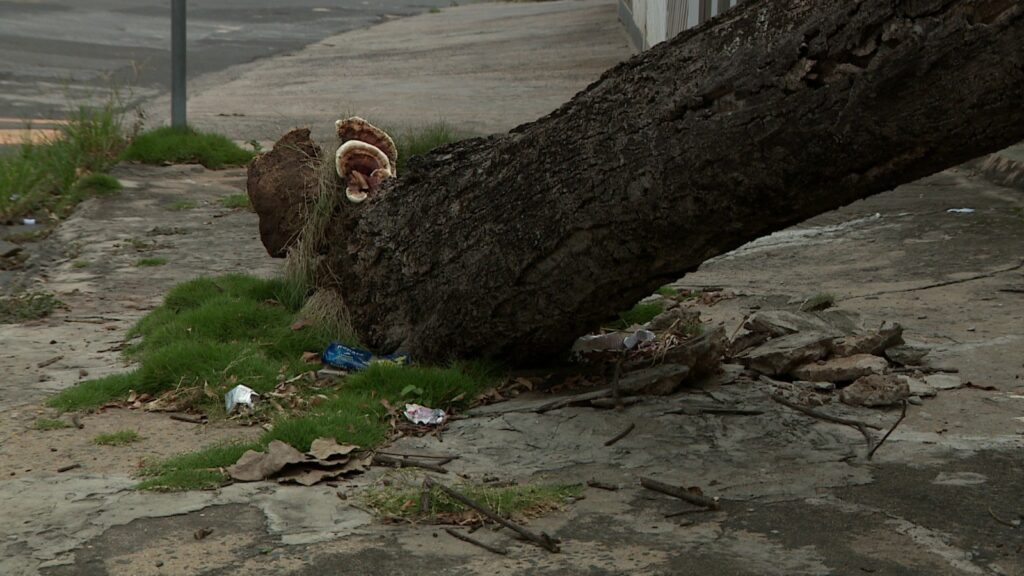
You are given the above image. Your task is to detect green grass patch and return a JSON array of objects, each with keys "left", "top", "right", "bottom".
[
  {"left": 656, "top": 285, "right": 680, "bottom": 297},
  {"left": 393, "top": 122, "right": 469, "bottom": 173},
  {"left": 136, "top": 469, "right": 229, "bottom": 492},
  {"left": 123, "top": 126, "right": 254, "bottom": 169},
  {"left": 93, "top": 430, "right": 141, "bottom": 445},
  {"left": 219, "top": 193, "right": 250, "bottom": 210},
  {"left": 72, "top": 260, "right": 91, "bottom": 269},
  {"left": 71, "top": 173, "right": 121, "bottom": 196},
  {"left": 135, "top": 257, "right": 167, "bottom": 267},
  {"left": 610, "top": 301, "right": 663, "bottom": 329},
  {"left": 165, "top": 200, "right": 196, "bottom": 211},
  {"left": 365, "top": 478, "right": 583, "bottom": 520},
  {"left": 0, "top": 292, "right": 63, "bottom": 323},
  {"left": 0, "top": 97, "right": 126, "bottom": 220},
  {"left": 34, "top": 417, "right": 71, "bottom": 431},
  {"left": 799, "top": 292, "right": 836, "bottom": 312}
]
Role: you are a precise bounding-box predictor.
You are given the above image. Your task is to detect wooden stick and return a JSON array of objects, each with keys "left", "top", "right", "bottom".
[
  {"left": 640, "top": 477, "right": 720, "bottom": 510},
  {"left": 770, "top": 394, "right": 879, "bottom": 451},
  {"left": 586, "top": 480, "right": 619, "bottom": 491},
  {"left": 376, "top": 451, "right": 457, "bottom": 460},
  {"left": 169, "top": 414, "right": 206, "bottom": 424},
  {"left": 37, "top": 355, "right": 63, "bottom": 369},
  {"left": 604, "top": 423, "right": 635, "bottom": 447},
  {"left": 590, "top": 396, "right": 643, "bottom": 409},
  {"left": 425, "top": 478, "right": 560, "bottom": 552},
  {"left": 57, "top": 463, "right": 80, "bottom": 473},
  {"left": 664, "top": 406, "right": 764, "bottom": 416},
  {"left": 867, "top": 400, "right": 907, "bottom": 460},
  {"left": 987, "top": 506, "right": 1021, "bottom": 529},
  {"left": 373, "top": 454, "right": 449, "bottom": 474},
  {"left": 445, "top": 528, "right": 508, "bottom": 555}
]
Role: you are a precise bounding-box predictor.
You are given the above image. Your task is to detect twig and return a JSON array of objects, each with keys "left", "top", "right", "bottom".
[
  {"left": 590, "top": 396, "right": 643, "bottom": 409},
  {"left": 57, "top": 463, "right": 80, "bottom": 473},
  {"left": 867, "top": 400, "right": 907, "bottom": 460},
  {"left": 611, "top": 351, "right": 625, "bottom": 410},
  {"left": 169, "top": 414, "right": 206, "bottom": 424},
  {"left": 425, "top": 478, "right": 560, "bottom": 552},
  {"left": 663, "top": 406, "right": 764, "bottom": 416},
  {"left": 770, "top": 394, "right": 879, "bottom": 451},
  {"left": 376, "top": 451, "right": 457, "bottom": 460},
  {"left": 420, "top": 479, "right": 431, "bottom": 516},
  {"left": 640, "top": 477, "right": 720, "bottom": 510},
  {"left": 604, "top": 423, "right": 636, "bottom": 447},
  {"left": 37, "top": 355, "right": 63, "bottom": 369},
  {"left": 586, "top": 480, "right": 619, "bottom": 491},
  {"left": 374, "top": 454, "right": 449, "bottom": 474},
  {"left": 445, "top": 528, "right": 508, "bottom": 555},
  {"left": 664, "top": 508, "right": 716, "bottom": 518},
  {"left": 988, "top": 506, "right": 1020, "bottom": 529}
]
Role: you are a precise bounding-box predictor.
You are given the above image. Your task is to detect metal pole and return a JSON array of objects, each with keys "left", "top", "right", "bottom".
[{"left": 171, "top": 0, "right": 187, "bottom": 128}]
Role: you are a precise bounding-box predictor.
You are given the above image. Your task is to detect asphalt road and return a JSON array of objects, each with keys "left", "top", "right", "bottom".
[{"left": 0, "top": 0, "right": 471, "bottom": 124}]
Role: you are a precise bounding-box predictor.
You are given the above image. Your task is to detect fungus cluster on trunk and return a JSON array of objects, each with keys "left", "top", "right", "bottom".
[{"left": 334, "top": 117, "right": 397, "bottom": 203}]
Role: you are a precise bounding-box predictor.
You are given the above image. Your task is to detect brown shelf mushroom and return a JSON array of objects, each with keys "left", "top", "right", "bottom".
[{"left": 335, "top": 117, "right": 399, "bottom": 203}]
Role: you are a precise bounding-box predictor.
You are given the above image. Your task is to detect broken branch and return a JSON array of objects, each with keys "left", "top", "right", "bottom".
[
  {"left": 425, "top": 478, "right": 560, "bottom": 552},
  {"left": 867, "top": 400, "right": 907, "bottom": 460},
  {"left": 770, "top": 394, "right": 878, "bottom": 451},
  {"left": 445, "top": 528, "right": 508, "bottom": 555},
  {"left": 639, "top": 477, "right": 720, "bottom": 511},
  {"left": 373, "top": 453, "right": 449, "bottom": 474},
  {"left": 603, "top": 423, "right": 636, "bottom": 447}
]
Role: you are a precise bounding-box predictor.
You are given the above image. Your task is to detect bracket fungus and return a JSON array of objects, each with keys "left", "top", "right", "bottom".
[{"left": 335, "top": 117, "right": 398, "bottom": 203}]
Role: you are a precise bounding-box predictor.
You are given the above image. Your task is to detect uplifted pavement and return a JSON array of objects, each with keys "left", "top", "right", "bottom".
[{"left": 1, "top": 1, "right": 1023, "bottom": 575}]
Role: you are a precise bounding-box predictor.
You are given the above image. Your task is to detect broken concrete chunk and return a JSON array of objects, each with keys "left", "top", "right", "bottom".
[
  {"left": 885, "top": 344, "right": 930, "bottom": 366},
  {"left": 736, "top": 331, "right": 835, "bottom": 376},
  {"left": 832, "top": 321, "right": 903, "bottom": 356},
  {"left": 923, "top": 373, "right": 963, "bottom": 391},
  {"left": 899, "top": 375, "right": 937, "bottom": 398},
  {"left": 840, "top": 374, "right": 910, "bottom": 407},
  {"left": 790, "top": 353, "right": 888, "bottom": 382},
  {"left": 227, "top": 440, "right": 306, "bottom": 482},
  {"left": 744, "top": 309, "right": 860, "bottom": 339}
]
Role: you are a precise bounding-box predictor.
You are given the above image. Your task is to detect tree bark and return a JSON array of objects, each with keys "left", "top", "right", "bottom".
[{"left": 314, "top": 0, "right": 1024, "bottom": 364}]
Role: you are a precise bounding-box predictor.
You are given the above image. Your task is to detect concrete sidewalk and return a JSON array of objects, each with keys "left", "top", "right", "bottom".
[{"left": 146, "top": 0, "right": 634, "bottom": 143}]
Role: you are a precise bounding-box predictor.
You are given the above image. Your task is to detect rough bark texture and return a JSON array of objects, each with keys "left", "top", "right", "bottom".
[
  {"left": 316, "top": 0, "right": 1024, "bottom": 364},
  {"left": 247, "top": 129, "right": 322, "bottom": 258}
]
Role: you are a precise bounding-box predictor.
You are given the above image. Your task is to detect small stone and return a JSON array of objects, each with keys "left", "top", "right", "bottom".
[
  {"left": 885, "top": 345, "right": 929, "bottom": 366},
  {"left": 907, "top": 395, "right": 923, "bottom": 405},
  {"left": 924, "top": 373, "right": 962, "bottom": 391},
  {"left": 794, "top": 380, "right": 836, "bottom": 392},
  {"left": 840, "top": 374, "right": 909, "bottom": 407},
  {"left": 155, "top": 560, "right": 164, "bottom": 568},
  {"left": 900, "top": 376, "right": 937, "bottom": 398},
  {"left": 790, "top": 354, "right": 888, "bottom": 382}
]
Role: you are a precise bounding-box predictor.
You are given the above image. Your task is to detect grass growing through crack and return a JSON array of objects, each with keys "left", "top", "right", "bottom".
[
  {"left": 219, "top": 194, "right": 250, "bottom": 210},
  {"left": 135, "top": 257, "right": 167, "bottom": 267},
  {"left": 799, "top": 292, "right": 836, "bottom": 312},
  {"left": 165, "top": 200, "right": 196, "bottom": 211},
  {"left": 34, "top": 417, "right": 71, "bottom": 431},
  {"left": 0, "top": 98, "right": 126, "bottom": 220},
  {"left": 610, "top": 301, "right": 663, "bottom": 329},
  {"left": 364, "top": 476, "right": 583, "bottom": 521},
  {"left": 392, "top": 122, "right": 470, "bottom": 173},
  {"left": 93, "top": 430, "right": 141, "bottom": 445},
  {"left": 46, "top": 272, "right": 499, "bottom": 490},
  {"left": 0, "top": 292, "right": 63, "bottom": 323},
  {"left": 123, "top": 126, "right": 254, "bottom": 169}
]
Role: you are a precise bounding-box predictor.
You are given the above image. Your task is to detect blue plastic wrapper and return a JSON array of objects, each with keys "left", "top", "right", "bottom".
[{"left": 322, "top": 342, "right": 410, "bottom": 371}]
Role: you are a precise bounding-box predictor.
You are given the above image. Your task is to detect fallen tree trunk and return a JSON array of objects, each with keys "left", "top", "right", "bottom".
[{"left": 306, "top": 0, "right": 1023, "bottom": 363}]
